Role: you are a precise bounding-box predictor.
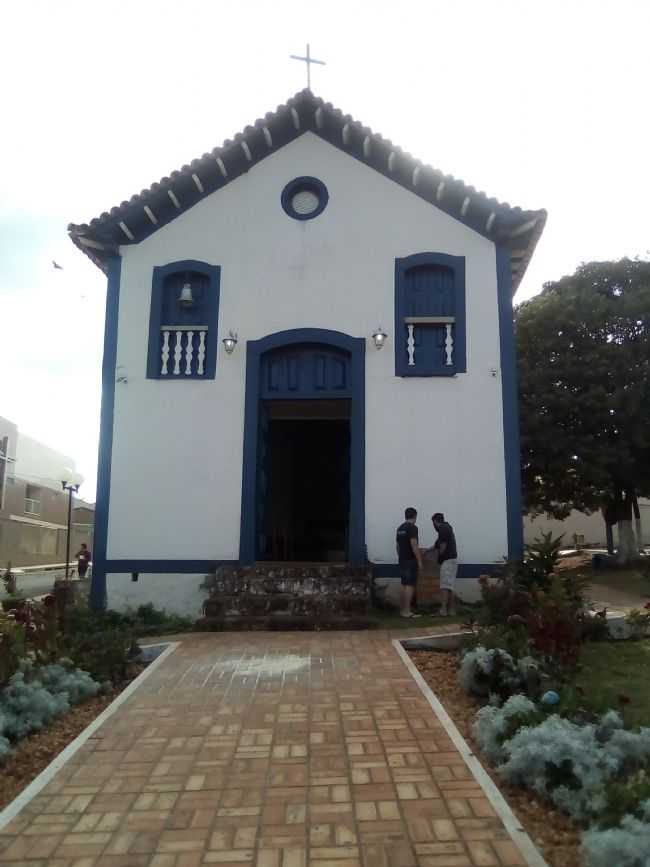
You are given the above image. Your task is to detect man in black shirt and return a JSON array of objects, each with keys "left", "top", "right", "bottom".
[
  {"left": 428, "top": 512, "right": 458, "bottom": 617},
  {"left": 396, "top": 507, "right": 423, "bottom": 618}
]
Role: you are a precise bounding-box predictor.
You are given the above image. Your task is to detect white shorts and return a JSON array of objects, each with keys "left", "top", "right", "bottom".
[{"left": 439, "top": 559, "right": 458, "bottom": 591}]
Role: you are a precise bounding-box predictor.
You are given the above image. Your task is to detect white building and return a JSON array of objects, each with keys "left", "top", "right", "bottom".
[
  {"left": 69, "top": 91, "right": 546, "bottom": 616},
  {"left": 0, "top": 415, "right": 92, "bottom": 567},
  {"left": 524, "top": 503, "right": 650, "bottom": 548}
]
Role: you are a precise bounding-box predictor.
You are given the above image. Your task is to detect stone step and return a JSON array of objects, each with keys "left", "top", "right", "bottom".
[
  {"left": 203, "top": 595, "right": 369, "bottom": 618},
  {"left": 199, "top": 563, "right": 372, "bottom": 631}
]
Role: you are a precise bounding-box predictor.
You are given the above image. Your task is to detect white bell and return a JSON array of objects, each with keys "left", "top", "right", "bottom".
[{"left": 178, "top": 282, "right": 194, "bottom": 307}]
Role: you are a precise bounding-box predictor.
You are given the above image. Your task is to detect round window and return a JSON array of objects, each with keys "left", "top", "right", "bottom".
[{"left": 281, "top": 177, "right": 329, "bottom": 221}]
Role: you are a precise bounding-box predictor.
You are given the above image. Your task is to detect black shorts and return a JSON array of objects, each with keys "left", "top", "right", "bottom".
[{"left": 399, "top": 561, "right": 418, "bottom": 587}]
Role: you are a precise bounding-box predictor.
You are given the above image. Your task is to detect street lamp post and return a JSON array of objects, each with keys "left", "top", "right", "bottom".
[{"left": 61, "top": 472, "right": 82, "bottom": 580}]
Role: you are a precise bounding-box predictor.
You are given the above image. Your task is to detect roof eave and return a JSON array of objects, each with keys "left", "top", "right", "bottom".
[{"left": 68, "top": 90, "right": 547, "bottom": 292}]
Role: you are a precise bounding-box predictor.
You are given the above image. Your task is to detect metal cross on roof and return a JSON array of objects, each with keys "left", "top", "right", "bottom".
[{"left": 290, "top": 43, "right": 326, "bottom": 91}]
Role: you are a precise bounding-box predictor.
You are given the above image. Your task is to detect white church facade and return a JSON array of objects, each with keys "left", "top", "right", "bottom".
[{"left": 69, "top": 90, "right": 546, "bottom": 616}]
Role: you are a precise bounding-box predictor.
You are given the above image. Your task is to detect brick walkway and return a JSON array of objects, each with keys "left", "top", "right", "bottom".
[{"left": 0, "top": 632, "right": 530, "bottom": 867}]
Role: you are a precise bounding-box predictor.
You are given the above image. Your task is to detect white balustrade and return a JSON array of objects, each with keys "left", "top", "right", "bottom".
[
  {"left": 161, "top": 330, "right": 170, "bottom": 375},
  {"left": 407, "top": 324, "right": 416, "bottom": 366},
  {"left": 160, "top": 326, "right": 208, "bottom": 376},
  {"left": 197, "top": 331, "right": 206, "bottom": 375},
  {"left": 185, "top": 330, "right": 194, "bottom": 375},
  {"left": 173, "top": 331, "right": 182, "bottom": 375},
  {"left": 445, "top": 323, "right": 454, "bottom": 366},
  {"left": 404, "top": 316, "right": 455, "bottom": 369}
]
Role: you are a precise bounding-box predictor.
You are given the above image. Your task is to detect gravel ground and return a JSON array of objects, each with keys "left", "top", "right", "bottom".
[
  {"left": 0, "top": 664, "right": 144, "bottom": 814},
  {"left": 410, "top": 650, "right": 583, "bottom": 867}
]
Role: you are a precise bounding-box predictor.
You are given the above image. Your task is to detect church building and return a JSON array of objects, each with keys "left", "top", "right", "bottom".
[{"left": 69, "top": 90, "right": 546, "bottom": 617}]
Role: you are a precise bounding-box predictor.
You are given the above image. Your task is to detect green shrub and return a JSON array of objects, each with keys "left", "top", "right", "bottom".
[
  {"left": 597, "top": 768, "right": 650, "bottom": 830},
  {"left": 462, "top": 622, "right": 532, "bottom": 659},
  {"left": 497, "top": 711, "right": 650, "bottom": 822},
  {"left": 458, "top": 646, "right": 541, "bottom": 702},
  {"left": 472, "top": 694, "right": 540, "bottom": 762},
  {"left": 0, "top": 659, "right": 100, "bottom": 762},
  {"left": 582, "top": 800, "right": 650, "bottom": 867},
  {"left": 508, "top": 531, "right": 565, "bottom": 592},
  {"left": 0, "top": 612, "right": 26, "bottom": 686},
  {"left": 131, "top": 603, "right": 193, "bottom": 635}
]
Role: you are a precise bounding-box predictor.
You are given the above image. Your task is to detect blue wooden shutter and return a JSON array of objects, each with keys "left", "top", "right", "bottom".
[{"left": 394, "top": 253, "right": 466, "bottom": 376}]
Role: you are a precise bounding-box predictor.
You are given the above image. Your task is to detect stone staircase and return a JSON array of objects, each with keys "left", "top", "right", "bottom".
[{"left": 197, "top": 562, "right": 372, "bottom": 630}]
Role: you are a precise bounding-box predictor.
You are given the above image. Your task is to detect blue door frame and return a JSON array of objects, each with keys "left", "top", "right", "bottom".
[{"left": 239, "top": 328, "right": 366, "bottom": 565}]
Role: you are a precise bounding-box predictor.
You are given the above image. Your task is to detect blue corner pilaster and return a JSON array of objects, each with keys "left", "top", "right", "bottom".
[
  {"left": 90, "top": 254, "right": 122, "bottom": 610},
  {"left": 496, "top": 246, "right": 523, "bottom": 560}
]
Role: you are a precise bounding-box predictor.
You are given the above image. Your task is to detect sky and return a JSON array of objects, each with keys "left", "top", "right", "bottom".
[{"left": 1, "top": 0, "right": 649, "bottom": 499}]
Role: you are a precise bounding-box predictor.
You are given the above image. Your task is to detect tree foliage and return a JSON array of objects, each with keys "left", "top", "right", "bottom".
[{"left": 516, "top": 258, "right": 650, "bottom": 519}]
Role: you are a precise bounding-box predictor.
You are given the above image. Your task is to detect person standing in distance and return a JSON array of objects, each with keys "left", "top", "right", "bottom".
[
  {"left": 396, "top": 507, "right": 422, "bottom": 618},
  {"left": 429, "top": 512, "right": 458, "bottom": 616},
  {"left": 75, "top": 543, "right": 92, "bottom": 579}
]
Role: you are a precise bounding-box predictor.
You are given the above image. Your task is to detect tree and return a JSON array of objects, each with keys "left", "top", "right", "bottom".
[{"left": 516, "top": 258, "right": 650, "bottom": 563}]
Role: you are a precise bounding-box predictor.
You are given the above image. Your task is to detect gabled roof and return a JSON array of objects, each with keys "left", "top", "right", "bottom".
[{"left": 68, "top": 90, "right": 546, "bottom": 290}]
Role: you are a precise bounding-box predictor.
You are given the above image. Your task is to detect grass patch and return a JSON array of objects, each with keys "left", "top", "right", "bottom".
[
  {"left": 575, "top": 639, "right": 650, "bottom": 728},
  {"left": 369, "top": 604, "right": 473, "bottom": 630}
]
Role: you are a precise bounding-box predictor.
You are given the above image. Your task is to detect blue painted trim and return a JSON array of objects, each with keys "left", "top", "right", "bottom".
[
  {"left": 146, "top": 260, "right": 221, "bottom": 379},
  {"left": 281, "top": 176, "right": 329, "bottom": 221},
  {"left": 496, "top": 244, "right": 523, "bottom": 559},
  {"left": 394, "top": 252, "right": 466, "bottom": 377},
  {"left": 240, "top": 328, "right": 365, "bottom": 566},
  {"left": 372, "top": 563, "right": 503, "bottom": 579},
  {"left": 105, "top": 560, "right": 238, "bottom": 573},
  {"left": 90, "top": 255, "right": 122, "bottom": 610},
  {"left": 104, "top": 559, "right": 499, "bottom": 578}
]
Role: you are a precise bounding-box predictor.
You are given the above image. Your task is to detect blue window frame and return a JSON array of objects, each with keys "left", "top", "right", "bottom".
[
  {"left": 394, "top": 252, "right": 466, "bottom": 377},
  {"left": 281, "top": 176, "right": 329, "bottom": 221},
  {"left": 146, "top": 260, "right": 221, "bottom": 380}
]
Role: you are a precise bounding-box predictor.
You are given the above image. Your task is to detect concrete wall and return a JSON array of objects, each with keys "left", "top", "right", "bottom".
[
  {"left": 105, "top": 132, "right": 508, "bottom": 612},
  {"left": 106, "top": 573, "right": 205, "bottom": 619},
  {"left": 0, "top": 517, "right": 93, "bottom": 568},
  {"left": 524, "top": 502, "right": 650, "bottom": 547}
]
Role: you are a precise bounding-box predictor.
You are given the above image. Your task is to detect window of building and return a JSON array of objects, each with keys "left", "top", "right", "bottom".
[
  {"left": 394, "top": 253, "right": 466, "bottom": 376},
  {"left": 281, "top": 177, "right": 329, "bottom": 221},
  {"left": 146, "top": 261, "right": 221, "bottom": 380},
  {"left": 24, "top": 484, "right": 41, "bottom": 515}
]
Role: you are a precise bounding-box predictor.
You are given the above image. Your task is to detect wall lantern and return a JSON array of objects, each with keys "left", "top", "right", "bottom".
[
  {"left": 222, "top": 330, "right": 238, "bottom": 354},
  {"left": 178, "top": 281, "right": 194, "bottom": 308},
  {"left": 371, "top": 327, "right": 388, "bottom": 350}
]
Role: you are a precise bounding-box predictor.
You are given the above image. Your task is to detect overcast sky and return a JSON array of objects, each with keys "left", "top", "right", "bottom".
[{"left": 2, "top": 0, "right": 649, "bottom": 498}]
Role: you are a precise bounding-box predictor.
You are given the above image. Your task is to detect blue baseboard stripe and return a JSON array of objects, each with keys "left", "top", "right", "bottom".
[
  {"left": 105, "top": 560, "right": 238, "bottom": 574},
  {"left": 372, "top": 563, "right": 502, "bottom": 579}
]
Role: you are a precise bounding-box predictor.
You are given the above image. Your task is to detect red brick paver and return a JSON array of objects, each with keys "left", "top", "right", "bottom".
[{"left": 0, "top": 632, "right": 529, "bottom": 866}]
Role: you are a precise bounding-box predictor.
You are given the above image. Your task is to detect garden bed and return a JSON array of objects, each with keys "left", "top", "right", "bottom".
[
  {"left": 0, "top": 685, "right": 123, "bottom": 811},
  {"left": 1, "top": 597, "right": 179, "bottom": 818},
  {"left": 409, "top": 648, "right": 582, "bottom": 867},
  {"left": 0, "top": 641, "right": 174, "bottom": 817}
]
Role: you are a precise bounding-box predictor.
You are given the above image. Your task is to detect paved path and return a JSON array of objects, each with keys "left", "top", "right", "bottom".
[
  {"left": 589, "top": 580, "right": 649, "bottom": 612},
  {"left": 0, "top": 632, "right": 531, "bottom": 867}
]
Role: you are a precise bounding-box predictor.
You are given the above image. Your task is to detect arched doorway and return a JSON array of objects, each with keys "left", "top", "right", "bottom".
[{"left": 240, "top": 329, "right": 365, "bottom": 564}]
